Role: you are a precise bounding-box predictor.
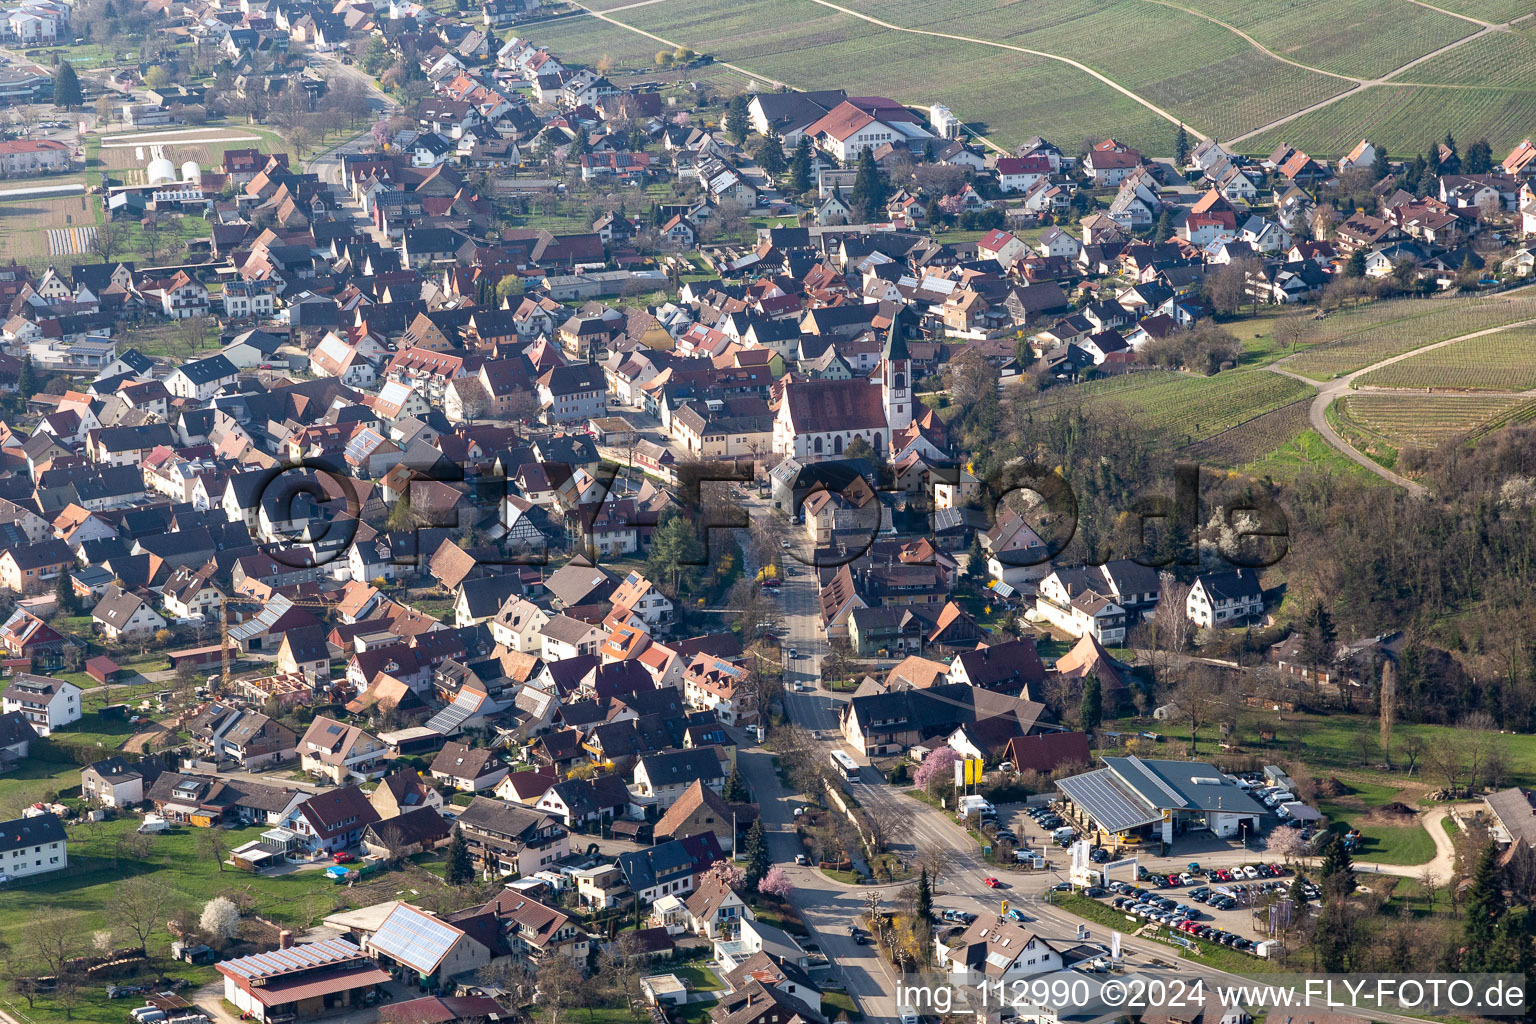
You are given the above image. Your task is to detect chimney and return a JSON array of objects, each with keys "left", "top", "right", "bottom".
[{"left": 279, "top": 930, "right": 294, "bottom": 949}]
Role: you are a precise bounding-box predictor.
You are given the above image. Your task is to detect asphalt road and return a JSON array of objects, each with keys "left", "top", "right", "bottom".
[
  {"left": 731, "top": 515, "right": 1439, "bottom": 1024},
  {"left": 303, "top": 53, "right": 397, "bottom": 185}
]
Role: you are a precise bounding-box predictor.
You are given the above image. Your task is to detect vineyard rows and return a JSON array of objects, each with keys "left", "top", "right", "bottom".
[
  {"left": 1334, "top": 394, "right": 1524, "bottom": 450},
  {"left": 1181, "top": 399, "right": 1310, "bottom": 468},
  {"left": 827, "top": 0, "right": 1347, "bottom": 140},
  {"left": 1280, "top": 293, "right": 1536, "bottom": 380},
  {"left": 1071, "top": 370, "right": 1314, "bottom": 449},
  {"left": 1243, "top": 83, "right": 1536, "bottom": 157},
  {"left": 1354, "top": 324, "right": 1536, "bottom": 391},
  {"left": 1166, "top": 0, "right": 1474, "bottom": 79},
  {"left": 559, "top": 0, "right": 1172, "bottom": 148},
  {"left": 1405, "top": 29, "right": 1536, "bottom": 89}
]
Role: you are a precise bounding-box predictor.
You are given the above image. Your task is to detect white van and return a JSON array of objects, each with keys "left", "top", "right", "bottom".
[
  {"left": 897, "top": 1005, "right": 920, "bottom": 1024},
  {"left": 1052, "top": 826, "right": 1075, "bottom": 841},
  {"left": 1015, "top": 850, "right": 1044, "bottom": 868}
]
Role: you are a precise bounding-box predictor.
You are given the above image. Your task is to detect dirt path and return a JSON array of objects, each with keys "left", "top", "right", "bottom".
[
  {"left": 572, "top": 0, "right": 1209, "bottom": 140},
  {"left": 1355, "top": 806, "right": 1459, "bottom": 884},
  {"left": 1138, "top": 0, "right": 1362, "bottom": 83},
  {"left": 801, "top": 0, "right": 1209, "bottom": 140},
  {"left": 1267, "top": 314, "right": 1536, "bottom": 495}
]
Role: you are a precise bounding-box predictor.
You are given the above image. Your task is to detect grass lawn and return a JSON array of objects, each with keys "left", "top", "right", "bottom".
[
  {"left": 748, "top": 902, "right": 808, "bottom": 936},
  {"left": 1241, "top": 427, "right": 1388, "bottom": 487},
  {"left": 821, "top": 866, "right": 861, "bottom": 884},
  {"left": 822, "top": 992, "right": 863, "bottom": 1021},
  {"left": 674, "top": 998, "right": 720, "bottom": 1024},
  {"left": 47, "top": 707, "right": 140, "bottom": 753},
  {"left": 406, "top": 596, "right": 455, "bottom": 621},
  {"left": 1315, "top": 780, "right": 1436, "bottom": 866},
  {"left": 0, "top": 814, "right": 462, "bottom": 1019},
  {"left": 0, "top": 759, "right": 80, "bottom": 818},
  {"left": 1100, "top": 708, "right": 1536, "bottom": 788},
  {"left": 674, "top": 964, "right": 724, "bottom": 991},
  {"left": 3, "top": 962, "right": 219, "bottom": 1024},
  {"left": 1442, "top": 816, "right": 1459, "bottom": 837},
  {"left": 0, "top": 818, "right": 351, "bottom": 953}
]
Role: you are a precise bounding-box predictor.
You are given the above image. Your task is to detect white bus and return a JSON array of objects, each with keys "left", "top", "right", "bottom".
[{"left": 830, "top": 750, "right": 860, "bottom": 782}]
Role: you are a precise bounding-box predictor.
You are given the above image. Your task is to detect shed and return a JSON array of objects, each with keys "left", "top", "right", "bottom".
[
  {"left": 642, "top": 974, "right": 687, "bottom": 1006},
  {"left": 166, "top": 644, "right": 235, "bottom": 668},
  {"left": 86, "top": 656, "right": 123, "bottom": 685},
  {"left": 609, "top": 819, "right": 651, "bottom": 843},
  {"left": 1280, "top": 801, "right": 1322, "bottom": 823}
]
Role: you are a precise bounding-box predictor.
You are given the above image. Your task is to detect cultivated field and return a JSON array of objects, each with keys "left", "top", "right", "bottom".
[
  {"left": 1243, "top": 84, "right": 1536, "bottom": 157},
  {"left": 1181, "top": 397, "right": 1310, "bottom": 467},
  {"left": 1278, "top": 291, "right": 1536, "bottom": 381},
  {"left": 1406, "top": 26, "right": 1536, "bottom": 88},
  {"left": 1058, "top": 369, "right": 1314, "bottom": 449},
  {"left": 1242, "top": 427, "right": 1389, "bottom": 484},
  {"left": 556, "top": 0, "right": 1536, "bottom": 153},
  {"left": 95, "top": 126, "right": 281, "bottom": 179},
  {"left": 1353, "top": 323, "right": 1536, "bottom": 391},
  {"left": 1334, "top": 393, "right": 1525, "bottom": 451},
  {"left": 561, "top": 0, "right": 1174, "bottom": 149},
  {"left": 1164, "top": 0, "right": 1474, "bottom": 79},
  {"left": 0, "top": 193, "right": 99, "bottom": 262},
  {"left": 820, "top": 0, "right": 1350, "bottom": 142}
]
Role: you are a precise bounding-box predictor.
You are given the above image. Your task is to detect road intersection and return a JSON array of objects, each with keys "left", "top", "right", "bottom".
[{"left": 728, "top": 514, "right": 1450, "bottom": 1024}]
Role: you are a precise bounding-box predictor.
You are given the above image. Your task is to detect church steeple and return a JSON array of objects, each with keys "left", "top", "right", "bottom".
[{"left": 882, "top": 309, "right": 913, "bottom": 433}]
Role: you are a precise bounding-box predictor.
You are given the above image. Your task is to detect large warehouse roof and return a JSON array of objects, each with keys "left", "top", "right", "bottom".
[
  {"left": 1056, "top": 756, "right": 1268, "bottom": 833},
  {"left": 1056, "top": 768, "right": 1162, "bottom": 834}
]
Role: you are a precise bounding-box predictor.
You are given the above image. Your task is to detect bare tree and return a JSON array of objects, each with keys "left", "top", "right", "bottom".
[
  {"left": 917, "top": 844, "right": 948, "bottom": 884},
  {"left": 0, "top": 937, "right": 39, "bottom": 1009},
  {"left": 1273, "top": 310, "right": 1309, "bottom": 356},
  {"left": 534, "top": 955, "right": 586, "bottom": 1024},
  {"left": 200, "top": 825, "right": 228, "bottom": 873},
  {"left": 860, "top": 802, "right": 912, "bottom": 855},
  {"left": 1175, "top": 664, "right": 1226, "bottom": 755},
  {"left": 1427, "top": 733, "right": 1469, "bottom": 794},
  {"left": 108, "top": 877, "right": 172, "bottom": 952},
  {"left": 943, "top": 346, "right": 1000, "bottom": 408},
  {"left": 1378, "top": 660, "right": 1396, "bottom": 769},
  {"left": 1140, "top": 573, "right": 1193, "bottom": 699},
  {"left": 476, "top": 958, "right": 535, "bottom": 1004},
  {"left": 1310, "top": 203, "right": 1339, "bottom": 240},
  {"left": 30, "top": 914, "right": 83, "bottom": 978},
  {"left": 713, "top": 198, "right": 749, "bottom": 239},
  {"left": 1205, "top": 262, "right": 1247, "bottom": 315},
  {"left": 92, "top": 219, "right": 121, "bottom": 265},
  {"left": 598, "top": 930, "right": 649, "bottom": 1017},
  {"left": 1460, "top": 711, "right": 1497, "bottom": 791},
  {"left": 452, "top": 377, "right": 489, "bottom": 425},
  {"left": 142, "top": 216, "right": 162, "bottom": 262},
  {"left": 370, "top": 821, "right": 411, "bottom": 866},
  {"left": 174, "top": 314, "right": 214, "bottom": 359},
  {"left": 1399, "top": 732, "right": 1425, "bottom": 776}
]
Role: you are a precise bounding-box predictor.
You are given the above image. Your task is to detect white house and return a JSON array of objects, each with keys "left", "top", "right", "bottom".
[
  {"left": 166, "top": 354, "right": 240, "bottom": 401},
  {"left": 1033, "top": 569, "right": 1126, "bottom": 644},
  {"left": 1186, "top": 569, "right": 1264, "bottom": 629},
  {"left": 0, "top": 812, "right": 67, "bottom": 880},
  {"left": 0, "top": 674, "right": 80, "bottom": 736},
  {"left": 936, "top": 919, "right": 1061, "bottom": 985}
]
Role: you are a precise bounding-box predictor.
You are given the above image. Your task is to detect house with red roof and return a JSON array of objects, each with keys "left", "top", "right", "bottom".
[{"left": 995, "top": 155, "right": 1051, "bottom": 193}]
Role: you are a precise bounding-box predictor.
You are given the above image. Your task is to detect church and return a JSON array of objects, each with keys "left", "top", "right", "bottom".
[{"left": 772, "top": 314, "right": 913, "bottom": 461}]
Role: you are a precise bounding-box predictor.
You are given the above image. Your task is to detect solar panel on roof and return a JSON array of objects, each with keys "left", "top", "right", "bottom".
[{"left": 370, "top": 906, "right": 460, "bottom": 973}]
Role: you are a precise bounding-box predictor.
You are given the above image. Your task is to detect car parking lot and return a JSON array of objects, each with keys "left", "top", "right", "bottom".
[{"left": 1082, "top": 865, "right": 1320, "bottom": 959}]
